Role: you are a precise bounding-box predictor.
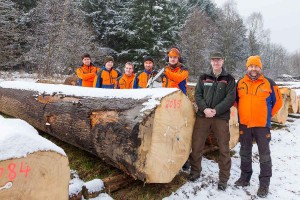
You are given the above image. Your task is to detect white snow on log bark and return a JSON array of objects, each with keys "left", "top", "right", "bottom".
[{"left": 0, "top": 81, "right": 179, "bottom": 112}]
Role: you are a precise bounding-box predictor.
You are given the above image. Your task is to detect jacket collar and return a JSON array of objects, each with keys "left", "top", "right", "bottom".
[
  {"left": 244, "top": 73, "right": 264, "bottom": 82},
  {"left": 209, "top": 67, "right": 228, "bottom": 77}
]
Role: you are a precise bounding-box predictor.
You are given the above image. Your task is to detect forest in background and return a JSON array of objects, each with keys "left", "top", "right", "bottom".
[{"left": 1, "top": 0, "right": 300, "bottom": 79}]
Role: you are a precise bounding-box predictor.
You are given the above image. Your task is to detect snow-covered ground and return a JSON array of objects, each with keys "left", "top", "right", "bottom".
[{"left": 165, "top": 117, "right": 300, "bottom": 200}]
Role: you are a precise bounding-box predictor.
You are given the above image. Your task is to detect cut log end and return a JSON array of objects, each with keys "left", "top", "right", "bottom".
[
  {"left": 137, "top": 91, "right": 195, "bottom": 183},
  {"left": 0, "top": 151, "right": 70, "bottom": 200}
]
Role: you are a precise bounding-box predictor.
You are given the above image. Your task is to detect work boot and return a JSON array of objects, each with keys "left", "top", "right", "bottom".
[
  {"left": 234, "top": 178, "right": 250, "bottom": 187},
  {"left": 217, "top": 181, "right": 227, "bottom": 191},
  {"left": 257, "top": 186, "right": 269, "bottom": 198},
  {"left": 182, "top": 161, "right": 190, "bottom": 171},
  {"left": 188, "top": 173, "right": 200, "bottom": 182}
]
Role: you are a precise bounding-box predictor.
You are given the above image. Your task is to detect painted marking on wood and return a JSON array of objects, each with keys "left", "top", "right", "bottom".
[{"left": 165, "top": 99, "right": 182, "bottom": 109}]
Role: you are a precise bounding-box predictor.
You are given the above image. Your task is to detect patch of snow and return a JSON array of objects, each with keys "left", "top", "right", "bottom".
[
  {"left": 69, "top": 170, "right": 84, "bottom": 197},
  {"left": 83, "top": 179, "right": 104, "bottom": 193},
  {"left": 0, "top": 118, "right": 66, "bottom": 161},
  {"left": 82, "top": 193, "right": 113, "bottom": 200}
]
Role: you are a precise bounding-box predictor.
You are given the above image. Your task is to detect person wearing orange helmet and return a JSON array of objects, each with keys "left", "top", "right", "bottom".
[{"left": 162, "top": 48, "right": 188, "bottom": 94}]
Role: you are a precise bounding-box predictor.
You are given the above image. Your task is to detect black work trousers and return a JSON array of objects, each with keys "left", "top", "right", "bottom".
[{"left": 239, "top": 124, "right": 272, "bottom": 187}]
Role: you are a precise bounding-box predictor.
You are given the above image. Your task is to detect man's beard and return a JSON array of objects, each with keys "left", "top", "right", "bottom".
[{"left": 247, "top": 70, "right": 261, "bottom": 80}]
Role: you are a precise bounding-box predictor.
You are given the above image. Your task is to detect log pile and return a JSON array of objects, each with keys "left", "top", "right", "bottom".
[
  {"left": 272, "top": 87, "right": 300, "bottom": 124},
  {"left": 0, "top": 81, "right": 195, "bottom": 183}
]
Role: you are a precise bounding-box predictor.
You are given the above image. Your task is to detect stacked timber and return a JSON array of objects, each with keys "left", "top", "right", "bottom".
[
  {"left": 0, "top": 81, "right": 195, "bottom": 183},
  {"left": 272, "top": 86, "right": 300, "bottom": 123},
  {"left": 0, "top": 117, "right": 69, "bottom": 199}
]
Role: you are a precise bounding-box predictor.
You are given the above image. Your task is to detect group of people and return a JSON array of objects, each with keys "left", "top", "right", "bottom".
[
  {"left": 76, "top": 48, "right": 283, "bottom": 198},
  {"left": 75, "top": 48, "right": 188, "bottom": 94}
]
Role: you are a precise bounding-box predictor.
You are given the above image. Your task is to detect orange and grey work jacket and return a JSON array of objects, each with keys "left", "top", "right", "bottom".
[
  {"left": 236, "top": 74, "right": 282, "bottom": 128},
  {"left": 93, "top": 66, "right": 121, "bottom": 88},
  {"left": 115, "top": 74, "right": 135, "bottom": 89},
  {"left": 133, "top": 70, "right": 155, "bottom": 88},
  {"left": 76, "top": 64, "right": 97, "bottom": 87},
  {"left": 162, "top": 64, "right": 188, "bottom": 94}
]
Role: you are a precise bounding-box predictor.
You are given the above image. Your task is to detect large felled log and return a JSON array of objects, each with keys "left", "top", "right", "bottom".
[
  {"left": 0, "top": 81, "right": 195, "bottom": 183},
  {"left": 0, "top": 118, "right": 69, "bottom": 199}
]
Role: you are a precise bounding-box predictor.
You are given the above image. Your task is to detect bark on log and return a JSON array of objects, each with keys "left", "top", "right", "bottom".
[{"left": 0, "top": 82, "right": 195, "bottom": 183}]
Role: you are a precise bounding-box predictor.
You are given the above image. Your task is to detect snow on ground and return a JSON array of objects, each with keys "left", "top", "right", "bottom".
[
  {"left": 165, "top": 117, "right": 300, "bottom": 200},
  {"left": 69, "top": 170, "right": 112, "bottom": 200},
  {"left": 0, "top": 117, "right": 66, "bottom": 160},
  {"left": 0, "top": 81, "right": 178, "bottom": 113}
]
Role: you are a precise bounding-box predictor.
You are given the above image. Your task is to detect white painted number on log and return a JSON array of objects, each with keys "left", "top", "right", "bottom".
[{"left": 165, "top": 99, "right": 181, "bottom": 109}]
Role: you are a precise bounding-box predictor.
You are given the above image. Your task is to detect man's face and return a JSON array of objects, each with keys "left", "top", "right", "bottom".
[
  {"left": 144, "top": 61, "right": 153, "bottom": 71},
  {"left": 82, "top": 57, "right": 91, "bottom": 66},
  {"left": 124, "top": 64, "right": 134, "bottom": 76},
  {"left": 105, "top": 61, "right": 114, "bottom": 70},
  {"left": 210, "top": 58, "right": 224, "bottom": 71},
  {"left": 169, "top": 56, "right": 179, "bottom": 65},
  {"left": 247, "top": 65, "right": 261, "bottom": 77}
]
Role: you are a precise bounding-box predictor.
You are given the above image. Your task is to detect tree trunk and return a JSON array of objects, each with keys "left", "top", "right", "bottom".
[{"left": 0, "top": 82, "right": 195, "bottom": 183}]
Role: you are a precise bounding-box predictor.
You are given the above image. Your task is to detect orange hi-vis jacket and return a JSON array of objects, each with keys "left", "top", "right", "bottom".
[
  {"left": 115, "top": 74, "right": 135, "bottom": 89},
  {"left": 93, "top": 66, "right": 121, "bottom": 88},
  {"left": 236, "top": 74, "right": 282, "bottom": 128},
  {"left": 162, "top": 64, "right": 188, "bottom": 94},
  {"left": 133, "top": 70, "right": 154, "bottom": 88},
  {"left": 76, "top": 64, "right": 97, "bottom": 87}
]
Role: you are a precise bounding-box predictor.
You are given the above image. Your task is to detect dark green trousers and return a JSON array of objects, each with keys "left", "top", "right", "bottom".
[{"left": 190, "top": 117, "right": 231, "bottom": 183}]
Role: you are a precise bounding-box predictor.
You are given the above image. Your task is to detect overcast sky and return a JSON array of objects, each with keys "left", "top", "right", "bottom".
[{"left": 213, "top": 0, "right": 300, "bottom": 53}]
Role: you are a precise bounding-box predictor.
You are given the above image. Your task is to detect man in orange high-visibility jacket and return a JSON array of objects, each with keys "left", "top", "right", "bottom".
[
  {"left": 162, "top": 48, "right": 188, "bottom": 94},
  {"left": 235, "top": 55, "right": 282, "bottom": 198},
  {"left": 76, "top": 53, "right": 97, "bottom": 87},
  {"left": 115, "top": 62, "right": 135, "bottom": 89},
  {"left": 93, "top": 56, "right": 121, "bottom": 88},
  {"left": 133, "top": 56, "right": 156, "bottom": 88}
]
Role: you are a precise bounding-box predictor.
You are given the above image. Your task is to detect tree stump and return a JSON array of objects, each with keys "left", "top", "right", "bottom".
[{"left": 0, "top": 81, "right": 195, "bottom": 183}]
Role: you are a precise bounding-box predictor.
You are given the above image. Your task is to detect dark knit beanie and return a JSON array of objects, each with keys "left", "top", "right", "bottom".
[
  {"left": 104, "top": 56, "right": 114, "bottom": 64},
  {"left": 143, "top": 56, "right": 154, "bottom": 63}
]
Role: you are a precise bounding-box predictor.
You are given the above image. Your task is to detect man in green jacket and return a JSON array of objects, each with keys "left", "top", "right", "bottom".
[{"left": 188, "top": 52, "right": 235, "bottom": 191}]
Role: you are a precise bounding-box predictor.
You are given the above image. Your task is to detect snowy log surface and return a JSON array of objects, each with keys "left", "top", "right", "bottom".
[
  {"left": 0, "top": 81, "right": 195, "bottom": 183},
  {"left": 0, "top": 117, "right": 69, "bottom": 199}
]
